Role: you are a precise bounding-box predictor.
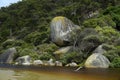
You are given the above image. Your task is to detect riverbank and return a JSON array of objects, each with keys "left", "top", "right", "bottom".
[
  {"left": 0, "top": 66, "right": 120, "bottom": 80},
  {"left": 0, "top": 63, "right": 78, "bottom": 72}
]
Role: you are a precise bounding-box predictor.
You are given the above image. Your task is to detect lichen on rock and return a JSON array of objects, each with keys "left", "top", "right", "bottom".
[{"left": 50, "top": 16, "right": 80, "bottom": 46}]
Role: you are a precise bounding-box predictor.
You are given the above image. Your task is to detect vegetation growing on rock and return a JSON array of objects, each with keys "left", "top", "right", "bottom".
[{"left": 0, "top": 0, "right": 120, "bottom": 68}]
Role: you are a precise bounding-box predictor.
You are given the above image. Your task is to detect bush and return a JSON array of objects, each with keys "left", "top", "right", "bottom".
[
  {"left": 2, "top": 39, "right": 16, "bottom": 49},
  {"left": 76, "top": 28, "right": 103, "bottom": 54},
  {"left": 104, "top": 46, "right": 120, "bottom": 62},
  {"left": 102, "top": 44, "right": 116, "bottom": 51},
  {"left": 0, "top": 39, "right": 36, "bottom": 60},
  {"left": 103, "top": 5, "right": 120, "bottom": 30},
  {"left": 39, "top": 53, "right": 55, "bottom": 61},
  {"left": 17, "top": 47, "right": 39, "bottom": 60},
  {"left": 83, "top": 15, "right": 116, "bottom": 28},
  {"left": 77, "top": 28, "right": 98, "bottom": 42},
  {"left": 78, "top": 34, "right": 103, "bottom": 54},
  {"left": 1, "top": 39, "right": 32, "bottom": 49},
  {"left": 104, "top": 50, "right": 119, "bottom": 62},
  {"left": 95, "top": 26, "right": 120, "bottom": 43},
  {"left": 114, "top": 38, "right": 120, "bottom": 46},
  {"left": 24, "top": 31, "right": 49, "bottom": 46},
  {"left": 83, "top": 18, "right": 98, "bottom": 28},
  {"left": 110, "top": 57, "right": 120, "bottom": 68},
  {"left": 83, "top": 35, "right": 103, "bottom": 43},
  {"left": 60, "top": 51, "right": 83, "bottom": 65},
  {"left": 36, "top": 43, "right": 59, "bottom": 54}
]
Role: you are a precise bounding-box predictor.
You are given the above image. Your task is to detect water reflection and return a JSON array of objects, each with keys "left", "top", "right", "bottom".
[{"left": 0, "top": 68, "right": 120, "bottom": 80}]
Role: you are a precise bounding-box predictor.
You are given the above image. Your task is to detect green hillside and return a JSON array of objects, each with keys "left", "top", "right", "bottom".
[{"left": 0, "top": 0, "right": 120, "bottom": 67}]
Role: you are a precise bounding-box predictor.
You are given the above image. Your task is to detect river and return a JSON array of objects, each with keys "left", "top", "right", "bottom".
[{"left": 0, "top": 64, "right": 120, "bottom": 80}]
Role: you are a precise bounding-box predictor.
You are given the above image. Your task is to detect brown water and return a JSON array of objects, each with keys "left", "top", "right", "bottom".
[{"left": 0, "top": 67, "right": 120, "bottom": 80}]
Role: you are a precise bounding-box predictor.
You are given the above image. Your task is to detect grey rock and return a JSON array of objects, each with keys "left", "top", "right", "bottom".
[
  {"left": 15, "top": 55, "right": 31, "bottom": 65},
  {"left": 33, "top": 60, "right": 43, "bottom": 65},
  {"left": 0, "top": 47, "right": 17, "bottom": 63},
  {"left": 66, "top": 62, "right": 78, "bottom": 67},
  {"left": 42, "top": 59, "right": 55, "bottom": 66},
  {"left": 47, "top": 58, "right": 55, "bottom": 66},
  {"left": 93, "top": 45, "right": 106, "bottom": 54},
  {"left": 50, "top": 16, "right": 80, "bottom": 46},
  {"left": 55, "top": 61, "right": 62, "bottom": 66},
  {"left": 85, "top": 53, "right": 110, "bottom": 68}
]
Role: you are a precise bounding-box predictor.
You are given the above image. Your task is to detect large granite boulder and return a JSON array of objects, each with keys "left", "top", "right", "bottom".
[
  {"left": 85, "top": 53, "right": 110, "bottom": 68},
  {"left": 15, "top": 55, "right": 31, "bottom": 65},
  {"left": 0, "top": 47, "right": 17, "bottom": 63},
  {"left": 50, "top": 16, "right": 80, "bottom": 46}
]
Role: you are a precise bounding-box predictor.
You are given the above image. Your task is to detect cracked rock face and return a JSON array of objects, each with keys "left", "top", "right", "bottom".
[{"left": 50, "top": 16, "right": 80, "bottom": 46}]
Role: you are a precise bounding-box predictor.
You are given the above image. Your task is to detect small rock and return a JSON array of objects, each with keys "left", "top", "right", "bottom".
[
  {"left": 47, "top": 58, "right": 55, "bottom": 66},
  {"left": 33, "top": 60, "right": 43, "bottom": 65},
  {"left": 55, "top": 61, "right": 62, "bottom": 66},
  {"left": 42, "top": 58, "right": 55, "bottom": 66},
  {"left": 66, "top": 62, "right": 78, "bottom": 67},
  {"left": 15, "top": 55, "right": 31, "bottom": 65}
]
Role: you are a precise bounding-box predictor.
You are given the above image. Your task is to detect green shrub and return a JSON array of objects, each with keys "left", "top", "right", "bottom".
[
  {"left": 83, "top": 35, "right": 103, "bottom": 43},
  {"left": 17, "top": 47, "right": 39, "bottom": 60},
  {"left": 39, "top": 53, "right": 55, "bottom": 61},
  {"left": 83, "top": 15, "right": 116, "bottom": 28},
  {"left": 76, "top": 28, "right": 103, "bottom": 54},
  {"left": 0, "top": 39, "right": 36, "bottom": 60},
  {"left": 110, "top": 57, "right": 120, "bottom": 68},
  {"left": 77, "top": 28, "right": 98, "bottom": 42},
  {"left": 83, "top": 18, "right": 98, "bottom": 28},
  {"left": 103, "top": 45, "right": 120, "bottom": 61},
  {"left": 115, "top": 46, "right": 120, "bottom": 56},
  {"left": 60, "top": 51, "right": 83, "bottom": 65},
  {"left": 100, "top": 15, "right": 116, "bottom": 28},
  {"left": 114, "top": 38, "right": 120, "bottom": 46},
  {"left": 102, "top": 44, "right": 116, "bottom": 51},
  {"left": 79, "top": 34, "right": 103, "bottom": 54},
  {"left": 36, "top": 43, "right": 59, "bottom": 54},
  {"left": 24, "top": 31, "right": 49, "bottom": 46},
  {"left": 95, "top": 26, "right": 120, "bottom": 43},
  {"left": 103, "top": 5, "right": 120, "bottom": 30},
  {"left": 2, "top": 39, "right": 15, "bottom": 49},
  {"left": 100, "top": 27, "right": 119, "bottom": 37},
  {"left": 1, "top": 39, "right": 32, "bottom": 49},
  {"left": 104, "top": 50, "right": 119, "bottom": 62}
]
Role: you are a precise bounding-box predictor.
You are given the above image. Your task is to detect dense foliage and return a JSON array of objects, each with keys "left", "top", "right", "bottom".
[
  {"left": 60, "top": 51, "right": 83, "bottom": 65},
  {"left": 0, "top": 0, "right": 120, "bottom": 43},
  {"left": 0, "top": 0, "right": 120, "bottom": 67}
]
